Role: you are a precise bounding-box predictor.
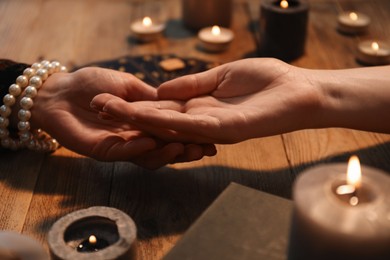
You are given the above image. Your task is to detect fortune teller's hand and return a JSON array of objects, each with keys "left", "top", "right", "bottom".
[
  {"left": 22, "top": 67, "right": 216, "bottom": 169},
  {"left": 90, "top": 58, "right": 390, "bottom": 144}
]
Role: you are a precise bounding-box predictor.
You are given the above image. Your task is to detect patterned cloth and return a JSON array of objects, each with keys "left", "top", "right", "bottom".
[{"left": 75, "top": 54, "right": 219, "bottom": 87}]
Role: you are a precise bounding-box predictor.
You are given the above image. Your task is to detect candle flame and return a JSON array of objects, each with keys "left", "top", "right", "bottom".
[
  {"left": 349, "top": 12, "right": 358, "bottom": 21},
  {"left": 371, "top": 41, "right": 379, "bottom": 52},
  {"left": 89, "top": 235, "right": 97, "bottom": 244},
  {"left": 347, "top": 155, "right": 361, "bottom": 189},
  {"left": 280, "top": 0, "right": 289, "bottom": 9},
  {"left": 211, "top": 25, "right": 221, "bottom": 36},
  {"left": 142, "top": 16, "right": 152, "bottom": 27}
]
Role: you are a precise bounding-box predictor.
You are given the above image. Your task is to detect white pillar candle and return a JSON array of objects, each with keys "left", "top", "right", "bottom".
[
  {"left": 357, "top": 41, "right": 390, "bottom": 66},
  {"left": 130, "top": 16, "right": 165, "bottom": 42},
  {"left": 198, "top": 25, "right": 234, "bottom": 52},
  {"left": 338, "top": 11, "right": 370, "bottom": 34},
  {"left": 288, "top": 156, "right": 390, "bottom": 260}
]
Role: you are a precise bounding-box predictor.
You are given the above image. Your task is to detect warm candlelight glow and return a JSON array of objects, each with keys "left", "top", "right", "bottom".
[
  {"left": 371, "top": 41, "right": 379, "bottom": 52},
  {"left": 280, "top": 0, "right": 289, "bottom": 9},
  {"left": 211, "top": 25, "right": 221, "bottom": 36},
  {"left": 88, "top": 235, "right": 97, "bottom": 244},
  {"left": 142, "top": 16, "right": 152, "bottom": 27},
  {"left": 349, "top": 12, "right": 358, "bottom": 21},
  {"left": 347, "top": 155, "right": 361, "bottom": 188}
]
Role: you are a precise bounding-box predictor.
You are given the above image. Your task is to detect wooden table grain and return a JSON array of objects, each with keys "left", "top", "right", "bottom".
[{"left": 1, "top": 0, "right": 390, "bottom": 259}]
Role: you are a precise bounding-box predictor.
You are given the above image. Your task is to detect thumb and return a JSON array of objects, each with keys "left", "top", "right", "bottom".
[{"left": 158, "top": 65, "right": 223, "bottom": 100}]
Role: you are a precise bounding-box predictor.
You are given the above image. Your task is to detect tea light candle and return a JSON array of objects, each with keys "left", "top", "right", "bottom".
[
  {"left": 198, "top": 25, "right": 234, "bottom": 52},
  {"left": 288, "top": 156, "right": 390, "bottom": 260},
  {"left": 48, "top": 206, "right": 137, "bottom": 260},
  {"left": 258, "top": 0, "right": 309, "bottom": 61},
  {"left": 0, "top": 231, "right": 49, "bottom": 260},
  {"left": 357, "top": 40, "right": 390, "bottom": 66},
  {"left": 130, "top": 16, "right": 165, "bottom": 42},
  {"left": 337, "top": 11, "right": 370, "bottom": 34}
]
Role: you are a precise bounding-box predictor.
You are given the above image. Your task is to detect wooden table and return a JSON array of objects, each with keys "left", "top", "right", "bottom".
[{"left": 1, "top": 0, "right": 390, "bottom": 259}]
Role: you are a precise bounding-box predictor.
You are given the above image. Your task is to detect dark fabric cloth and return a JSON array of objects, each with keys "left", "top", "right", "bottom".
[{"left": 0, "top": 59, "right": 30, "bottom": 106}]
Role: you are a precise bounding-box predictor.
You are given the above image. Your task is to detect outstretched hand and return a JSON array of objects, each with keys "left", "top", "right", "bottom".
[
  {"left": 91, "top": 58, "right": 322, "bottom": 144},
  {"left": 29, "top": 67, "right": 216, "bottom": 169}
]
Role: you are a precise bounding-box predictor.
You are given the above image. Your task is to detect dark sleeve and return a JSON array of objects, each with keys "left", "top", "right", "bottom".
[{"left": 0, "top": 59, "right": 30, "bottom": 106}]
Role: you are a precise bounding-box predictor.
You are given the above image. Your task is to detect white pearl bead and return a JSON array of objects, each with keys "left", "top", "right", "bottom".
[
  {"left": 40, "top": 60, "right": 50, "bottom": 66},
  {"left": 29, "top": 76, "right": 42, "bottom": 88},
  {"left": 18, "top": 121, "right": 30, "bottom": 131},
  {"left": 0, "top": 105, "right": 11, "bottom": 117},
  {"left": 1, "top": 138, "right": 11, "bottom": 148},
  {"left": 0, "top": 128, "right": 9, "bottom": 138},
  {"left": 43, "top": 63, "right": 55, "bottom": 75},
  {"left": 60, "top": 66, "right": 67, "bottom": 72},
  {"left": 20, "top": 97, "right": 33, "bottom": 110},
  {"left": 0, "top": 117, "right": 9, "bottom": 127},
  {"left": 18, "top": 109, "right": 31, "bottom": 121},
  {"left": 24, "top": 86, "right": 38, "bottom": 98},
  {"left": 20, "top": 131, "right": 31, "bottom": 142},
  {"left": 31, "top": 62, "right": 42, "bottom": 70},
  {"left": 3, "top": 94, "right": 15, "bottom": 106},
  {"left": 36, "top": 68, "right": 48, "bottom": 81},
  {"left": 23, "top": 68, "right": 36, "bottom": 78},
  {"left": 27, "top": 139, "right": 37, "bottom": 149},
  {"left": 50, "top": 139, "right": 59, "bottom": 150},
  {"left": 9, "top": 84, "right": 22, "bottom": 96},
  {"left": 51, "top": 61, "right": 61, "bottom": 72},
  {"left": 16, "top": 75, "right": 28, "bottom": 88}
]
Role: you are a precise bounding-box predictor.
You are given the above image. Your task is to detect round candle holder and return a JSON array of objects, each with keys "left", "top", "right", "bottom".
[
  {"left": 288, "top": 163, "right": 390, "bottom": 260},
  {"left": 337, "top": 11, "right": 370, "bottom": 35},
  {"left": 130, "top": 18, "right": 166, "bottom": 42},
  {"left": 356, "top": 40, "right": 390, "bottom": 66},
  {"left": 48, "top": 206, "right": 137, "bottom": 260},
  {"left": 198, "top": 26, "right": 234, "bottom": 52},
  {"left": 258, "top": 0, "right": 309, "bottom": 61},
  {"left": 129, "top": 1, "right": 166, "bottom": 42}
]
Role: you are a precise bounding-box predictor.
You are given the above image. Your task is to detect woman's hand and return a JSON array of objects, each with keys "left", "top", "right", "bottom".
[{"left": 28, "top": 67, "right": 216, "bottom": 169}]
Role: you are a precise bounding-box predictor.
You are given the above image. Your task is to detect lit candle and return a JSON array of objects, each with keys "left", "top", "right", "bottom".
[
  {"left": 48, "top": 206, "right": 137, "bottom": 259},
  {"left": 0, "top": 231, "right": 49, "bottom": 260},
  {"left": 130, "top": 16, "right": 165, "bottom": 42},
  {"left": 288, "top": 156, "right": 390, "bottom": 260},
  {"left": 198, "top": 25, "right": 234, "bottom": 52},
  {"left": 357, "top": 40, "right": 390, "bottom": 66},
  {"left": 337, "top": 11, "right": 370, "bottom": 34},
  {"left": 258, "top": 0, "right": 309, "bottom": 61}
]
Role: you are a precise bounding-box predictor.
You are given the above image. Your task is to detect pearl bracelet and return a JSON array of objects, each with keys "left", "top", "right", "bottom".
[{"left": 0, "top": 60, "right": 67, "bottom": 151}]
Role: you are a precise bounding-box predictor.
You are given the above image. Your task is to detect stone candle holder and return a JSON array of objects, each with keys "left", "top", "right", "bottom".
[{"left": 48, "top": 206, "right": 137, "bottom": 260}]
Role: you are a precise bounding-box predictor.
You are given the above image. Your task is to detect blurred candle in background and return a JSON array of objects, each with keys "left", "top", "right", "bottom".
[
  {"left": 357, "top": 40, "right": 390, "bottom": 66},
  {"left": 258, "top": 0, "right": 309, "bottom": 61},
  {"left": 338, "top": 11, "right": 370, "bottom": 34}
]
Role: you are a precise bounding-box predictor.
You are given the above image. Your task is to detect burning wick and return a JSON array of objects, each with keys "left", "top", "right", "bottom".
[
  {"left": 371, "top": 41, "right": 380, "bottom": 55},
  {"left": 280, "top": 0, "right": 289, "bottom": 9},
  {"left": 336, "top": 155, "right": 361, "bottom": 206},
  {"left": 349, "top": 12, "right": 358, "bottom": 21},
  {"left": 77, "top": 235, "right": 109, "bottom": 252},
  {"left": 211, "top": 25, "right": 221, "bottom": 36},
  {"left": 142, "top": 16, "right": 152, "bottom": 27}
]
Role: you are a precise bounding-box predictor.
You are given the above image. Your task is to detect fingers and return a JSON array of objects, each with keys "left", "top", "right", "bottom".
[{"left": 158, "top": 66, "right": 222, "bottom": 100}]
